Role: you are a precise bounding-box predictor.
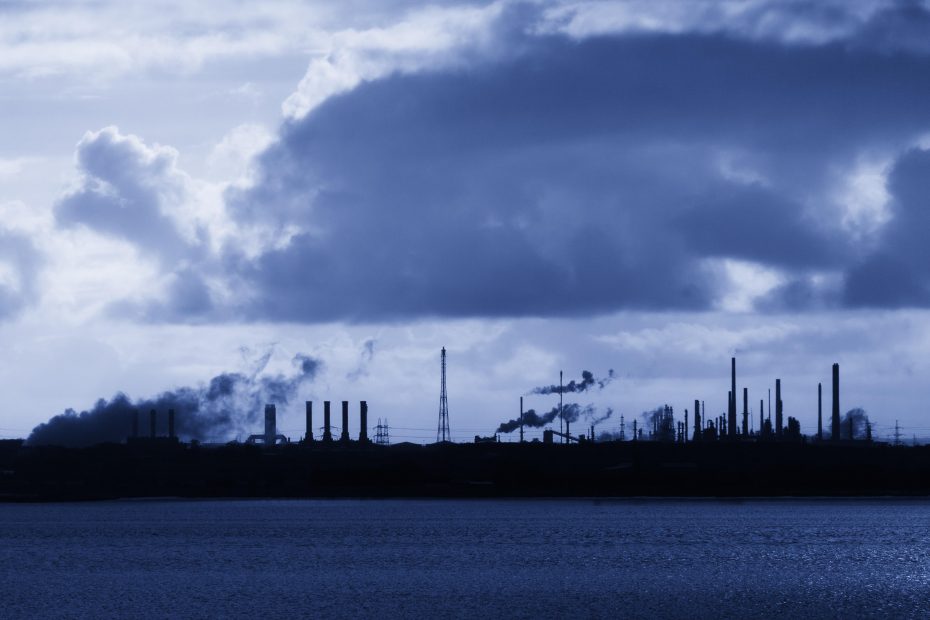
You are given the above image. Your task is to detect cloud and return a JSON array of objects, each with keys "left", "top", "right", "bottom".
[
  {"left": 843, "top": 147, "right": 930, "bottom": 307},
  {"left": 42, "top": 2, "right": 930, "bottom": 324},
  {"left": 0, "top": 228, "right": 41, "bottom": 320}
]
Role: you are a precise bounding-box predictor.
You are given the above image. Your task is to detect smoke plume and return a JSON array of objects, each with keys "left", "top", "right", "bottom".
[
  {"left": 26, "top": 352, "right": 323, "bottom": 447},
  {"left": 528, "top": 370, "right": 615, "bottom": 396},
  {"left": 495, "top": 403, "right": 613, "bottom": 434},
  {"left": 839, "top": 407, "right": 870, "bottom": 440}
]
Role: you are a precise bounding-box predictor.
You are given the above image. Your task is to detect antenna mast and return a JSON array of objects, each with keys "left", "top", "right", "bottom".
[{"left": 437, "top": 347, "right": 451, "bottom": 442}]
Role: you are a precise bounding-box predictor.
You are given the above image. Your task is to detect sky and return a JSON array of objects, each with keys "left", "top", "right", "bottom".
[{"left": 4, "top": 0, "right": 930, "bottom": 444}]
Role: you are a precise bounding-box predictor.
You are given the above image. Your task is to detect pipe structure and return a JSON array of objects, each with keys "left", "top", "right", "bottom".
[
  {"left": 323, "top": 401, "right": 333, "bottom": 442},
  {"left": 832, "top": 363, "right": 840, "bottom": 441},
  {"left": 168, "top": 409, "right": 175, "bottom": 439},
  {"left": 359, "top": 401, "right": 369, "bottom": 442},
  {"left": 742, "top": 387, "right": 748, "bottom": 437},
  {"left": 305, "top": 401, "right": 313, "bottom": 442},
  {"left": 729, "top": 357, "right": 737, "bottom": 439},
  {"left": 775, "top": 379, "right": 783, "bottom": 438},
  {"left": 341, "top": 401, "right": 350, "bottom": 442}
]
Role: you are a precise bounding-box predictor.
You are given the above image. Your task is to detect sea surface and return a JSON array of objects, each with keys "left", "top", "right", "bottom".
[{"left": 0, "top": 498, "right": 928, "bottom": 618}]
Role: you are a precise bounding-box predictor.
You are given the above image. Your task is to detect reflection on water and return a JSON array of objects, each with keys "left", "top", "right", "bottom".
[{"left": 0, "top": 499, "right": 928, "bottom": 618}]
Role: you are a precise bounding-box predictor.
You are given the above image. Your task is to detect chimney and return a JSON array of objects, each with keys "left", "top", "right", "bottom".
[
  {"left": 341, "top": 401, "right": 350, "bottom": 442},
  {"left": 264, "top": 404, "right": 276, "bottom": 445},
  {"left": 759, "top": 399, "right": 764, "bottom": 437},
  {"left": 323, "top": 401, "right": 333, "bottom": 442},
  {"left": 359, "top": 401, "right": 368, "bottom": 442},
  {"left": 149, "top": 409, "right": 156, "bottom": 438},
  {"left": 305, "top": 401, "right": 313, "bottom": 442},
  {"left": 168, "top": 409, "right": 175, "bottom": 439},
  {"left": 775, "top": 379, "right": 783, "bottom": 438},
  {"left": 132, "top": 410, "right": 139, "bottom": 438},
  {"left": 519, "top": 397, "right": 524, "bottom": 443},
  {"left": 742, "top": 387, "right": 748, "bottom": 437},
  {"left": 693, "top": 399, "right": 701, "bottom": 441},
  {"left": 728, "top": 357, "right": 737, "bottom": 439},
  {"left": 684, "top": 410, "right": 689, "bottom": 443},
  {"left": 832, "top": 363, "right": 840, "bottom": 441},
  {"left": 817, "top": 383, "right": 823, "bottom": 441}
]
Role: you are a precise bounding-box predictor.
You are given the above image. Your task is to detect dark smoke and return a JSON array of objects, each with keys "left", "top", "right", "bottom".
[
  {"left": 496, "top": 403, "right": 614, "bottom": 434},
  {"left": 840, "top": 407, "right": 870, "bottom": 440},
  {"left": 587, "top": 407, "right": 614, "bottom": 427},
  {"left": 26, "top": 353, "right": 323, "bottom": 447},
  {"left": 528, "top": 369, "right": 615, "bottom": 395},
  {"left": 641, "top": 406, "right": 665, "bottom": 427}
]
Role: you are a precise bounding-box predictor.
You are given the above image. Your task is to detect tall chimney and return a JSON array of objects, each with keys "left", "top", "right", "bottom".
[
  {"left": 519, "top": 397, "right": 524, "bottom": 443},
  {"left": 305, "top": 401, "right": 313, "bottom": 442},
  {"left": 742, "top": 387, "right": 748, "bottom": 437},
  {"left": 149, "top": 409, "right": 156, "bottom": 438},
  {"left": 684, "top": 410, "right": 689, "bottom": 443},
  {"left": 775, "top": 379, "right": 783, "bottom": 438},
  {"left": 168, "top": 409, "right": 175, "bottom": 439},
  {"left": 817, "top": 383, "right": 823, "bottom": 441},
  {"left": 264, "top": 404, "right": 276, "bottom": 445},
  {"left": 359, "top": 401, "right": 368, "bottom": 442},
  {"left": 341, "top": 401, "right": 350, "bottom": 442},
  {"left": 132, "top": 410, "right": 139, "bottom": 438},
  {"left": 323, "top": 401, "right": 333, "bottom": 442},
  {"left": 728, "top": 357, "right": 737, "bottom": 439},
  {"left": 832, "top": 363, "right": 840, "bottom": 441},
  {"left": 693, "top": 399, "right": 701, "bottom": 441}
]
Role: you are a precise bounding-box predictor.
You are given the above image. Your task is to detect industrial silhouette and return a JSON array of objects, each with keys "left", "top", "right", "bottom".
[{"left": 7, "top": 353, "right": 930, "bottom": 500}]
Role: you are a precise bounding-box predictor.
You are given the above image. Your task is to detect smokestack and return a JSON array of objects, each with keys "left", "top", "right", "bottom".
[
  {"left": 742, "top": 387, "right": 748, "bottom": 437},
  {"left": 519, "top": 397, "right": 524, "bottom": 443},
  {"left": 323, "top": 401, "right": 333, "bottom": 442},
  {"left": 149, "top": 409, "right": 156, "bottom": 438},
  {"left": 132, "top": 410, "right": 139, "bottom": 438},
  {"left": 729, "top": 357, "right": 737, "bottom": 439},
  {"left": 693, "top": 399, "right": 701, "bottom": 441},
  {"left": 775, "top": 379, "right": 782, "bottom": 438},
  {"left": 305, "top": 401, "right": 313, "bottom": 442},
  {"left": 817, "top": 383, "right": 822, "bottom": 441},
  {"left": 168, "top": 409, "right": 175, "bottom": 439},
  {"left": 264, "top": 404, "right": 276, "bottom": 445},
  {"left": 341, "top": 401, "right": 350, "bottom": 442},
  {"left": 684, "top": 410, "right": 688, "bottom": 443},
  {"left": 359, "top": 401, "right": 368, "bottom": 442},
  {"left": 832, "top": 363, "right": 840, "bottom": 441}
]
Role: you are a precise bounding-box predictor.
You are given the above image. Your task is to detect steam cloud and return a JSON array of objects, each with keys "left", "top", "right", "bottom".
[
  {"left": 529, "top": 370, "right": 615, "bottom": 396},
  {"left": 26, "top": 352, "right": 323, "bottom": 447}
]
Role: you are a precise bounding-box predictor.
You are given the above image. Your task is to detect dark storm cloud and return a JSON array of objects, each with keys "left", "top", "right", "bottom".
[{"left": 213, "top": 28, "right": 930, "bottom": 321}]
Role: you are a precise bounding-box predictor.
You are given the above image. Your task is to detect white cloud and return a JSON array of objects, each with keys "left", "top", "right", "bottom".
[{"left": 282, "top": 3, "right": 507, "bottom": 119}]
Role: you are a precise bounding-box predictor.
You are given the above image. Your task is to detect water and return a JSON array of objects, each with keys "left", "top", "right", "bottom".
[{"left": 0, "top": 499, "right": 928, "bottom": 618}]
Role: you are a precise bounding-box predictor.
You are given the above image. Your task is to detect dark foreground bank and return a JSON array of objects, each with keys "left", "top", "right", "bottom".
[{"left": 1, "top": 438, "right": 930, "bottom": 500}]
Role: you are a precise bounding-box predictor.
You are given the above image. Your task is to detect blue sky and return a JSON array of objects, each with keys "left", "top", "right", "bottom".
[{"left": 4, "top": 0, "right": 930, "bottom": 443}]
